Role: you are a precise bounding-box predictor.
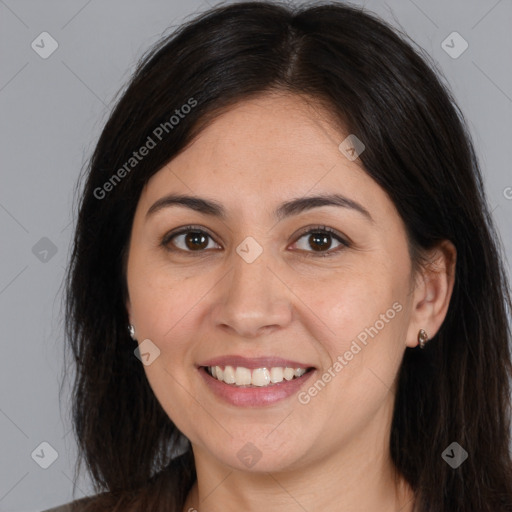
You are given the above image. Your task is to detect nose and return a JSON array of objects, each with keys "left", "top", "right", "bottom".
[{"left": 211, "top": 248, "right": 293, "bottom": 339}]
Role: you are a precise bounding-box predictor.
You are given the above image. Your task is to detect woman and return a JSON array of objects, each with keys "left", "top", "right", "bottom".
[{"left": 45, "top": 1, "right": 512, "bottom": 511}]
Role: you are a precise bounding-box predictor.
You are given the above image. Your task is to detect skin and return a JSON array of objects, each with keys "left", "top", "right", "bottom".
[{"left": 125, "top": 92, "right": 456, "bottom": 512}]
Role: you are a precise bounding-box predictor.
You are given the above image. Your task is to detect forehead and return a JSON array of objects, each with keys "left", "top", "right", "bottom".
[
  {"left": 137, "top": 93, "right": 397, "bottom": 225},
  {"left": 181, "top": 94, "right": 349, "bottom": 173}
]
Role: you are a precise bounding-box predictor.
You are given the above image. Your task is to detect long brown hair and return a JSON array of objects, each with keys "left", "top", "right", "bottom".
[{"left": 63, "top": 1, "right": 512, "bottom": 510}]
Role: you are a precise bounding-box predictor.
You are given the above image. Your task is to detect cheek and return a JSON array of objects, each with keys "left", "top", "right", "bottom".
[
  {"left": 305, "top": 268, "right": 402, "bottom": 339},
  {"left": 300, "top": 264, "right": 411, "bottom": 401},
  {"left": 131, "top": 286, "right": 194, "bottom": 352},
  {"left": 127, "top": 249, "right": 190, "bottom": 335}
]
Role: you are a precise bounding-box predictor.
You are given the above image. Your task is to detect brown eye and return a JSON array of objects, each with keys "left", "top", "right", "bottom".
[
  {"left": 291, "top": 226, "right": 350, "bottom": 257},
  {"left": 307, "top": 232, "right": 334, "bottom": 252},
  {"left": 182, "top": 231, "right": 209, "bottom": 250},
  {"left": 161, "top": 225, "right": 349, "bottom": 257},
  {"left": 162, "top": 226, "right": 220, "bottom": 253}
]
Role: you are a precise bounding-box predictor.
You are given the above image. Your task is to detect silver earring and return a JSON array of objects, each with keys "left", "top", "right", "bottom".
[
  {"left": 418, "top": 329, "right": 429, "bottom": 349},
  {"left": 128, "top": 324, "right": 136, "bottom": 340}
]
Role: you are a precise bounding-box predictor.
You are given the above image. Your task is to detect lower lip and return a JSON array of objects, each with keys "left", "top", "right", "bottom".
[{"left": 198, "top": 366, "right": 316, "bottom": 407}]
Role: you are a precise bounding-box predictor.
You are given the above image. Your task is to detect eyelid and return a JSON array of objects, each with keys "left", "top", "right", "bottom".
[{"left": 291, "top": 224, "right": 350, "bottom": 245}]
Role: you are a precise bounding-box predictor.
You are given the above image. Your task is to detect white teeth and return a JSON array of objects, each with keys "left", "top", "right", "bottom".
[
  {"left": 252, "top": 368, "right": 271, "bottom": 386},
  {"left": 270, "top": 367, "right": 283, "bottom": 383},
  {"left": 283, "top": 367, "right": 295, "bottom": 380},
  {"left": 207, "top": 365, "right": 310, "bottom": 387},
  {"left": 223, "top": 365, "right": 236, "bottom": 384},
  {"left": 235, "top": 366, "right": 252, "bottom": 386}
]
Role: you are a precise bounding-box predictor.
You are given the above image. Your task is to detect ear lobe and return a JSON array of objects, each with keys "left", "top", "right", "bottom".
[{"left": 405, "top": 240, "right": 457, "bottom": 348}]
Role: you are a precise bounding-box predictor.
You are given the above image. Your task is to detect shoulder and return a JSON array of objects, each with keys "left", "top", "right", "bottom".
[{"left": 40, "top": 451, "right": 193, "bottom": 512}]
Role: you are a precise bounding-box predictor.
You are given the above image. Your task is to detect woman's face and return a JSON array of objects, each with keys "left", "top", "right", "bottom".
[{"left": 125, "top": 93, "right": 428, "bottom": 473}]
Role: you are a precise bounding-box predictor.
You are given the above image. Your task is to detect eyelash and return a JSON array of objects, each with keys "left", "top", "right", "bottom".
[{"left": 160, "top": 224, "right": 350, "bottom": 258}]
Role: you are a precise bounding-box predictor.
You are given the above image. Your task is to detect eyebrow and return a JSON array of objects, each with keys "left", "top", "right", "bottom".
[{"left": 145, "top": 193, "right": 373, "bottom": 223}]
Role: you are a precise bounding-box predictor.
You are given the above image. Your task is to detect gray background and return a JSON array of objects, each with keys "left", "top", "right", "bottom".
[{"left": 0, "top": 0, "right": 511, "bottom": 511}]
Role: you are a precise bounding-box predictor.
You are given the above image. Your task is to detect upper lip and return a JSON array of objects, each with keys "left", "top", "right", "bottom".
[{"left": 199, "top": 355, "right": 315, "bottom": 370}]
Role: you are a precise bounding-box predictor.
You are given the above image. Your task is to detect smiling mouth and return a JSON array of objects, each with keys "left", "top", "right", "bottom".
[{"left": 202, "top": 365, "right": 315, "bottom": 388}]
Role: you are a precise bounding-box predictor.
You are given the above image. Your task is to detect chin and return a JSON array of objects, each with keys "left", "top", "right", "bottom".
[{"left": 208, "top": 440, "right": 310, "bottom": 474}]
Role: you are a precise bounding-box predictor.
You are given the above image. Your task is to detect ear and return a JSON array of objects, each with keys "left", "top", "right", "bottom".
[{"left": 405, "top": 240, "right": 457, "bottom": 348}]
